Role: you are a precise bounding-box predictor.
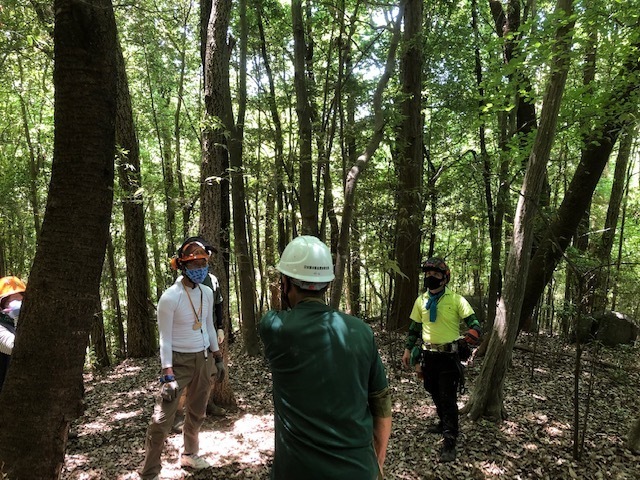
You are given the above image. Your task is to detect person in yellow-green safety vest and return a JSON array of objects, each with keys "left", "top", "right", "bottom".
[{"left": 401, "top": 257, "right": 481, "bottom": 463}]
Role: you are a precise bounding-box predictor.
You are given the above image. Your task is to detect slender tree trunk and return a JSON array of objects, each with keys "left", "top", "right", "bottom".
[
  {"left": 589, "top": 126, "right": 635, "bottom": 314},
  {"left": 228, "top": 0, "right": 259, "bottom": 356},
  {"left": 0, "top": 0, "right": 117, "bottom": 476},
  {"left": 115, "top": 41, "right": 155, "bottom": 358},
  {"left": 611, "top": 158, "right": 633, "bottom": 311},
  {"left": 17, "top": 58, "right": 42, "bottom": 240},
  {"left": 256, "top": 3, "right": 285, "bottom": 307},
  {"left": 389, "top": 0, "right": 424, "bottom": 332},
  {"left": 148, "top": 198, "right": 165, "bottom": 301},
  {"left": 174, "top": 3, "right": 192, "bottom": 238},
  {"left": 330, "top": 1, "right": 405, "bottom": 308},
  {"left": 90, "top": 294, "right": 110, "bottom": 368},
  {"left": 142, "top": 43, "right": 177, "bottom": 264},
  {"left": 466, "top": 0, "right": 574, "bottom": 421},
  {"left": 106, "top": 236, "right": 125, "bottom": 358},
  {"left": 292, "top": 0, "right": 317, "bottom": 235}
]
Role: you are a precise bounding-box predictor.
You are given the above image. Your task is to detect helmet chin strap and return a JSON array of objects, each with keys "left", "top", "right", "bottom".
[{"left": 280, "top": 277, "right": 292, "bottom": 310}]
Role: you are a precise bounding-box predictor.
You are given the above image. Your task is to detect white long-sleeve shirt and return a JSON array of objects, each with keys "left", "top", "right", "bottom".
[
  {"left": 157, "top": 279, "right": 219, "bottom": 369},
  {"left": 0, "top": 322, "right": 15, "bottom": 355}
]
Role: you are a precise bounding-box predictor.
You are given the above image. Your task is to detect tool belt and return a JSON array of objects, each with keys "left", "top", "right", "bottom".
[{"left": 422, "top": 341, "right": 458, "bottom": 353}]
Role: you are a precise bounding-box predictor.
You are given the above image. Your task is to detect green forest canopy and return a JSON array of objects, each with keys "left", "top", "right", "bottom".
[{"left": 0, "top": 0, "right": 639, "bottom": 359}]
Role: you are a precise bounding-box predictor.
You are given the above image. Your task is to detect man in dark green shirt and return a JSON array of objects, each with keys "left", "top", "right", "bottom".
[{"left": 260, "top": 236, "right": 392, "bottom": 480}]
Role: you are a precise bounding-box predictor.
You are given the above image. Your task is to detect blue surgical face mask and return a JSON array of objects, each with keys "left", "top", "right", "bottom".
[
  {"left": 3, "top": 299, "right": 22, "bottom": 320},
  {"left": 185, "top": 266, "right": 208, "bottom": 284}
]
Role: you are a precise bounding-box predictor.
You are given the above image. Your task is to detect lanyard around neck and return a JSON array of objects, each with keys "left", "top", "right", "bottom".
[{"left": 185, "top": 285, "right": 203, "bottom": 331}]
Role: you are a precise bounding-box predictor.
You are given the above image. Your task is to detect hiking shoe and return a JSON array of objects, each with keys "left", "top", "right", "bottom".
[
  {"left": 426, "top": 423, "right": 443, "bottom": 434},
  {"left": 207, "top": 403, "right": 227, "bottom": 416},
  {"left": 439, "top": 443, "right": 456, "bottom": 463},
  {"left": 180, "top": 454, "right": 211, "bottom": 469}
]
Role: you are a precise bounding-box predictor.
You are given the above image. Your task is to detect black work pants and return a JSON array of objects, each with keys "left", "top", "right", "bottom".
[{"left": 421, "top": 351, "right": 460, "bottom": 443}]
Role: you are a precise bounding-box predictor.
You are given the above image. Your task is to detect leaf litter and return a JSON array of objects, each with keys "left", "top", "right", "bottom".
[{"left": 62, "top": 331, "right": 640, "bottom": 479}]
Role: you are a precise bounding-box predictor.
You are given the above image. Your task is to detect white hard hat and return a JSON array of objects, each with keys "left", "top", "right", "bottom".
[{"left": 277, "top": 236, "right": 335, "bottom": 282}]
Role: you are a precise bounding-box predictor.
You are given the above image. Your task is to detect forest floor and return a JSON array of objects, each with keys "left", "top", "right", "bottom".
[{"left": 62, "top": 329, "right": 640, "bottom": 480}]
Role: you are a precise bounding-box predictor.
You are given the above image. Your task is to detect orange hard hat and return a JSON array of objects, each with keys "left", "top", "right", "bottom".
[{"left": 0, "top": 276, "right": 26, "bottom": 302}]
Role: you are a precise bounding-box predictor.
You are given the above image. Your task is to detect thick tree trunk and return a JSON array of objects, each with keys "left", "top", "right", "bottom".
[
  {"left": 466, "top": 0, "right": 574, "bottom": 421},
  {"left": 115, "top": 41, "right": 155, "bottom": 358},
  {"left": 519, "top": 41, "right": 640, "bottom": 328},
  {"left": 0, "top": 0, "right": 117, "bottom": 477},
  {"left": 389, "top": 0, "right": 424, "bottom": 332},
  {"left": 201, "top": 0, "right": 236, "bottom": 408}
]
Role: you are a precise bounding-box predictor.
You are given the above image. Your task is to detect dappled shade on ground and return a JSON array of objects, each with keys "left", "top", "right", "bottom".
[{"left": 63, "top": 331, "right": 639, "bottom": 479}]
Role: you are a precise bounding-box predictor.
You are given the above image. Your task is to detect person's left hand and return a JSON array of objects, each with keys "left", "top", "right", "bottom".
[{"left": 217, "top": 328, "right": 225, "bottom": 343}]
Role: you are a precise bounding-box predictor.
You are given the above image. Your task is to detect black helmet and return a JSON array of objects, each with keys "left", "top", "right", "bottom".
[{"left": 421, "top": 257, "right": 450, "bottom": 285}]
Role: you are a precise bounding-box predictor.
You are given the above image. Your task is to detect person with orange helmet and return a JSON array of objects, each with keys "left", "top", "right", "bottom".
[
  {"left": 401, "top": 257, "right": 482, "bottom": 463},
  {"left": 0, "top": 276, "right": 27, "bottom": 392},
  {"left": 139, "top": 238, "right": 225, "bottom": 480}
]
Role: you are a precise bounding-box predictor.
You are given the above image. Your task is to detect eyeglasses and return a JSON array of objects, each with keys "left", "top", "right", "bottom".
[{"left": 184, "top": 258, "right": 208, "bottom": 269}]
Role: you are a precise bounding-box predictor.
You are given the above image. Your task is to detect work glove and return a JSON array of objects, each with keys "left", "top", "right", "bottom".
[
  {"left": 214, "top": 358, "right": 226, "bottom": 382},
  {"left": 217, "top": 328, "right": 225, "bottom": 344},
  {"left": 464, "top": 328, "right": 481, "bottom": 345},
  {"left": 160, "top": 377, "right": 179, "bottom": 402}
]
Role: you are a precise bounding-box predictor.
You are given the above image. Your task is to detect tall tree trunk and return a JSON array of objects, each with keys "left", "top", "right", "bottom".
[
  {"left": 17, "top": 57, "right": 42, "bottom": 240},
  {"left": 106, "top": 236, "right": 125, "bottom": 358},
  {"left": 228, "top": 0, "right": 259, "bottom": 356},
  {"left": 475, "top": 0, "right": 504, "bottom": 336},
  {"left": 142, "top": 43, "right": 177, "bottom": 266},
  {"left": 115, "top": 41, "right": 155, "bottom": 358},
  {"left": 389, "top": 0, "right": 424, "bottom": 331},
  {"left": 520, "top": 39, "right": 640, "bottom": 328},
  {"left": 201, "top": 0, "right": 236, "bottom": 408},
  {"left": 611, "top": 158, "right": 633, "bottom": 311},
  {"left": 589, "top": 126, "right": 635, "bottom": 314},
  {"left": 0, "top": 0, "right": 117, "bottom": 476},
  {"left": 466, "top": 0, "right": 574, "bottom": 421},
  {"left": 90, "top": 294, "right": 110, "bottom": 368},
  {"left": 292, "top": 0, "right": 317, "bottom": 235},
  {"left": 256, "top": 3, "right": 285, "bottom": 308},
  {"left": 330, "top": 1, "right": 405, "bottom": 309}
]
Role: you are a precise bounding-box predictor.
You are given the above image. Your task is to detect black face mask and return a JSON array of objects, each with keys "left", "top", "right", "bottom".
[{"left": 424, "top": 275, "right": 443, "bottom": 291}]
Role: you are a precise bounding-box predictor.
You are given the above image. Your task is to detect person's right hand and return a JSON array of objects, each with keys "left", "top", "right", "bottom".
[
  {"left": 401, "top": 349, "right": 411, "bottom": 369},
  {"left": 161, "top": 380, "right": 179, "bottom": 402}
]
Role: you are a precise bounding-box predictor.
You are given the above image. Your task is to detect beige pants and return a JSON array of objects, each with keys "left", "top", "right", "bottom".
[{"left": 140, "top": 350, "right": 214, "bottom": 479}]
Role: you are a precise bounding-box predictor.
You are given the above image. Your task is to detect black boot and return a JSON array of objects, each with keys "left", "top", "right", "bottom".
[
  {"left": 439, "top": 439, "right": 456, "bottom": 463},
  {"left": 426, "top": 422, "right": 443, "bottom": 434}
]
